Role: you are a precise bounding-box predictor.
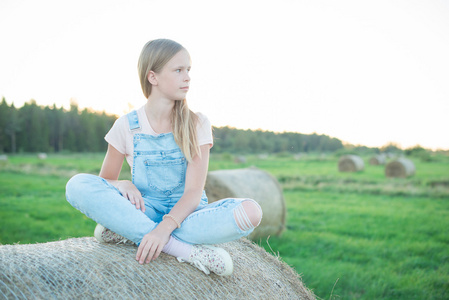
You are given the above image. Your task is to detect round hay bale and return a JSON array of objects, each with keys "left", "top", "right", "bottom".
[
  {"left": 0, "top": 238, "right": 316, "bottom": 300},
  {"left": 369, "top": 154, "right": 387, "bottom": 165},
  {"left": 205, "top": 167, "right": 286, "bottom": 240},
  {"left": 37, "top": 153, "right": 47, "bottom": 160},
  {"left": 338, "top": 155, "right": 364, "bottom": 172},
  {"left": 385, "top": 158, "right": 415, "bottom": 178}
]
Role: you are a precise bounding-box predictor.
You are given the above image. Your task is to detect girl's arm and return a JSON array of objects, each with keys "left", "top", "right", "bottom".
[
  {"left": 136, "top": 144, "right": 210, "bottom": 264},
  {"left": 99, "top": 144, "right": 124, "bottom": 180},
  {"left": 100, "top": 144, "right": 145, "bottom": 212}
]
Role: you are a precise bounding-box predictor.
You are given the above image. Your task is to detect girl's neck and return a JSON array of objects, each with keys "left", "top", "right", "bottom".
[{"left": 145, "top": 96, "right": 174, "bottom": 134}]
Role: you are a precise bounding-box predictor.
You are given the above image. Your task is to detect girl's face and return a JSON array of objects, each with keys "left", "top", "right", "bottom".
[{"left": 152, "top": 49, "right": 191, "bottom": 101}]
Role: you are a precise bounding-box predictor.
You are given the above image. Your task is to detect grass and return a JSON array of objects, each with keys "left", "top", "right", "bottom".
[
  {"left": 264, "top": 190, "right": 449, "bottom": 299},
  {"left": 0, "top": 171, "right": 96, "bottom": 244},
  {"left": 1, "top": 152, "right": 448, "bottom": 299}
]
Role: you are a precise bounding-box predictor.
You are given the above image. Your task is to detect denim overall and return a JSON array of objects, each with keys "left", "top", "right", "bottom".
[{"left": 66, "top": 111, "right": 255, "bottom": 245}]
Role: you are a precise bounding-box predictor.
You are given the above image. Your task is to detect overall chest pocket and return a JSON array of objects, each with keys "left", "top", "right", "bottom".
[{"left": 144, "top": 157, "right": 186, "bottom": 194}]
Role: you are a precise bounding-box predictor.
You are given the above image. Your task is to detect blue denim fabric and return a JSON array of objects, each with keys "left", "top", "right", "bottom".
[{"left": 65, "top": 111, "right": 254, "bottom": 245}]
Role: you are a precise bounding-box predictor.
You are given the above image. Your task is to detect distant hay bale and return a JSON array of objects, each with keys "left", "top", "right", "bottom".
[
  {"left": 369, "top": 154, "right": 387, "bottom": 165},
  {"left": 338, "top": 155, "right": 364, "bottom": 172},
  {"left": 205, "top": 167, "right": 286, "bottom": 240},
  {"left": 257, "top": 154, "right": 269, "bottom": 160},
  {"left": 385, "top": 158, "right": 416, "bottom": 178},
  {"left": 37, "top": 153, "right": 47, "bottom": 160},
  {"left": 0, "top": 238, "right": 316, "bottom": 300}
]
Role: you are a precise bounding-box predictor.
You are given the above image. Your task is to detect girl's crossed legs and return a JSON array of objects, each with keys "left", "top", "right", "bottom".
[{"left": 65, "top": 173, "right": 262, "bottom": 246}]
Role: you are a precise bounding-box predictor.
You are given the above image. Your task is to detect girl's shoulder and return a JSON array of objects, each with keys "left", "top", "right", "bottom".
[
  {"left": 195, "top": 112, "right": 211, "bottom": 128},
  {"left": 110, "top": 115, "right": 127, "bottom": 127},
  {"left": 114, "top": 106, "right": 146, "bottom": 131},
  {"left": 111, "top": 113, "right": 132, "bottom": 131},
  {"left": 194, "top": 112, "right": 213, "bottom": 146}
]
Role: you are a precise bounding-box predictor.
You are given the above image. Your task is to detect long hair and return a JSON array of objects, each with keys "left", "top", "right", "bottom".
[{"left": 137, "top": 39, "right": 200, "bottom": 162}]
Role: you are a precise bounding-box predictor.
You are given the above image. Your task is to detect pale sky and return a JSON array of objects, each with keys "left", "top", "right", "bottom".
[{"left": 1, "top": 0, "right": 448, "bottom": 150}]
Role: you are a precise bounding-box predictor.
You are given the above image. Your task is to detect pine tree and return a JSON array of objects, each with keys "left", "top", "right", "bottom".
[{"left": 0, "top": 98, "right": 9, "bottom": 153}]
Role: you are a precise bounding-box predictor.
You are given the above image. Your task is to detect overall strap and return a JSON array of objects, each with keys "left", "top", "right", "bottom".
[{"left": 127, "top": 110, "right": 141, "bottom": 131}]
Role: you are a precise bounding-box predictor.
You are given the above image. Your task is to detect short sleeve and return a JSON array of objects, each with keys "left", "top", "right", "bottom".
[
  {"left": 196, "top": 113, "right": 213, "bottom": 147},
  {"left": 104, "top": 115, "right": 128, "bottom": 154}
]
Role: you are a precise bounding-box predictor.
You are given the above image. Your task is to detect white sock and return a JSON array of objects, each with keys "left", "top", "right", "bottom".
[{"left": 162, "top": 236, "right": 192, "bottom": 259}]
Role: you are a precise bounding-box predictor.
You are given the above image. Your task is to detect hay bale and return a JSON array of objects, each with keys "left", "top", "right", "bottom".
[
  {"left": 338, "top": 155, "right": 364, "bottom": 172},
  {"left": 205, "top": 167, "right": 286, "bottom": 240},
  {"left": 257, "top": 154, "right": 269, "bottom": 160},
  {"left": 0, "top": 238, "right": 316, "bottom": 300},
  {"left": 369, "top": 154, "right": 387, "bottom": 165},
  {"left": 385, "top": 158, "right": 415, "bottom": 178},
  {"left": 37, "top": 153, "right": 47, "bottom": 160}
]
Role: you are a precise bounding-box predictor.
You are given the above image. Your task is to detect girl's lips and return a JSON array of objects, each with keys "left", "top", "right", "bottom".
[{"left": 181, "top": 86, "right": 189, "bottom": 91}]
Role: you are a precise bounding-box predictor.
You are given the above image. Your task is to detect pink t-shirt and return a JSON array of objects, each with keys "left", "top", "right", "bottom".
[{"left": 105, "top": 105, "right": 213, "bottom": 168}]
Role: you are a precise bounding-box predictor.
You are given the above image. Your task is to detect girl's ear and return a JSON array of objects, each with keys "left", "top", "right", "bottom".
[{"left": 147, "top": 71, "right": 158, "bottom": 85}]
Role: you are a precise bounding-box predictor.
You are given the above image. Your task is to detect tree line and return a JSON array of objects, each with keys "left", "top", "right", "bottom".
[
  {"left": 212, "top": 126, "right": 343, "bottom": 153},
  {"left": 0, "top": 98, "right": 343, "bottom": 154},
  {"left": 0, "top": 98, "right": 116, "bottom": 153}
]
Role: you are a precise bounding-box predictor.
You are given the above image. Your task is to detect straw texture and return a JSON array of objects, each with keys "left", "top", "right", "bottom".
[
  {"left": 0, "top": 237, "right": 315, "bottom": 300},
  {"left": 338, "top": 155, "right": 365, "bottom": 172},
  {"left": 385, "top": 158, "right": 416, "bottom": 178}
]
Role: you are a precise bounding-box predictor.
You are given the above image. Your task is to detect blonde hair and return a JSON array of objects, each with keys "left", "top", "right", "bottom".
[{"left": 138, "top": 39, "right": 200, "bottom": 162}]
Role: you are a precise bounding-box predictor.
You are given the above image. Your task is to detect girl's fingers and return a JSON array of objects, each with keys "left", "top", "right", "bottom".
[
  {"left": 136, "top": 243, "right": 143, "bottom": 261},
  {"left": 153, "top": 247, "right": 162, "bottom": 261},
  {"left": 136, "top": 231, "right": 168, "bottom": 264},
  {"left": 136, "top": 243, "right": 147, "bottom": 263},
  {"left": 136, "top": 239, "right": 150, "bottom": 260},
  {"left": 139, "top": 198, "right": 146, "bottom": 212},
  {"left": 125, "top": 193, "right": 135, "bottom": 204},
  {"left": 136, "top": 240, "right": 163, "bottom": 264},
  {"left": 146, "top": 244, "right": 162, "bottom": 263},
  {"left": 133, "top": 195, "right": 140, "bottom": 209},
  {"left": 142, "top": 244, "right": 155, "bottom": 264},
  {"left": 131, "top": 194, "right": 145, "bottom": 211},
  {"left": 125, "top": 193, "right": 140, "bottom": 208},
  {"left": 137, "top": 239, "right": 153, "bottom": 264}
]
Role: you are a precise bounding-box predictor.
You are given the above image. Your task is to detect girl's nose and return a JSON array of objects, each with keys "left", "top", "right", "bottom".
[{"left": 185, "top": 73, "right": 190, "bottom": 82}]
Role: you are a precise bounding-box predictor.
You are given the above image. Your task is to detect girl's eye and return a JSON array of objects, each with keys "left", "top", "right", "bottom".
[{"left": 176, "top": 69, "right": 181, "bottom": 73}]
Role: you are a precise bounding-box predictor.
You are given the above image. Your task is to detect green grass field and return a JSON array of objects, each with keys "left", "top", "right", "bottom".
[{"left": 1, "top": 152, "right": 448, "bottom": 299}]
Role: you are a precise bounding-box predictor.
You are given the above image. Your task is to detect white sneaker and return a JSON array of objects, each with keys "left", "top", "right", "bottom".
[
  {"left": 94, "top": 224, "right": 134, "bottom": 245},
  {"left": 177, "top": 245, "right": 234, "bottom": 276}
]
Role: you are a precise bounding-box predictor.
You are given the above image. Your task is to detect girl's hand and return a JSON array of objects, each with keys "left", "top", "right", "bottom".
[
  {"left": 136, "top": 225, "right": 171, "bottom": 264},
  {"left": 99, "top": 145, "right": 145, "bottom": 211},
  {"left": 116, "top": 180, "right": 145, "bottom": 212}
]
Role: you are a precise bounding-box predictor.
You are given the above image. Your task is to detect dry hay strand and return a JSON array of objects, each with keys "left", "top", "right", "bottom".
[
  {"left": 369, "top": 154, "right": 387, "bottom": 165},
  {"left": 205, "top": 167, "right": 286, "bottom": 240},
  {"left": 338, "top": 155, "right": 364, "bottom": 172},
  {"left": 0, "top": 237, "right": 316, "bottom": 300},
  {"left": 385, "top": 157, "right": 416, "bottom": 178}
]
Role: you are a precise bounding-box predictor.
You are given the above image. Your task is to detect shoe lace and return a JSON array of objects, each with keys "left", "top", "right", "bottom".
[
  {"left": 177, "top": 257, "right": 210, "bottom": 275},
  {"left": 116, "top": 238, "right": 129, "bottom": 245}
]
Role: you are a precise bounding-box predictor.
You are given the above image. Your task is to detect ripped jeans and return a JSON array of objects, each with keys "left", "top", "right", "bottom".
[{"left": 65, "top": 173, "right": 259, "bottom": 245}]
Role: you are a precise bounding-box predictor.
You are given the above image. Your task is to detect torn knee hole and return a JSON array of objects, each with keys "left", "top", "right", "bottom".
[{"left": 233, "top": 200, "right": 263, "bottom": 231}]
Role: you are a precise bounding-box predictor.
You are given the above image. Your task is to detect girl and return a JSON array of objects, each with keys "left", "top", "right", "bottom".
[{"left": 65, "top": 39, "right": 262, "bottom": 276}]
